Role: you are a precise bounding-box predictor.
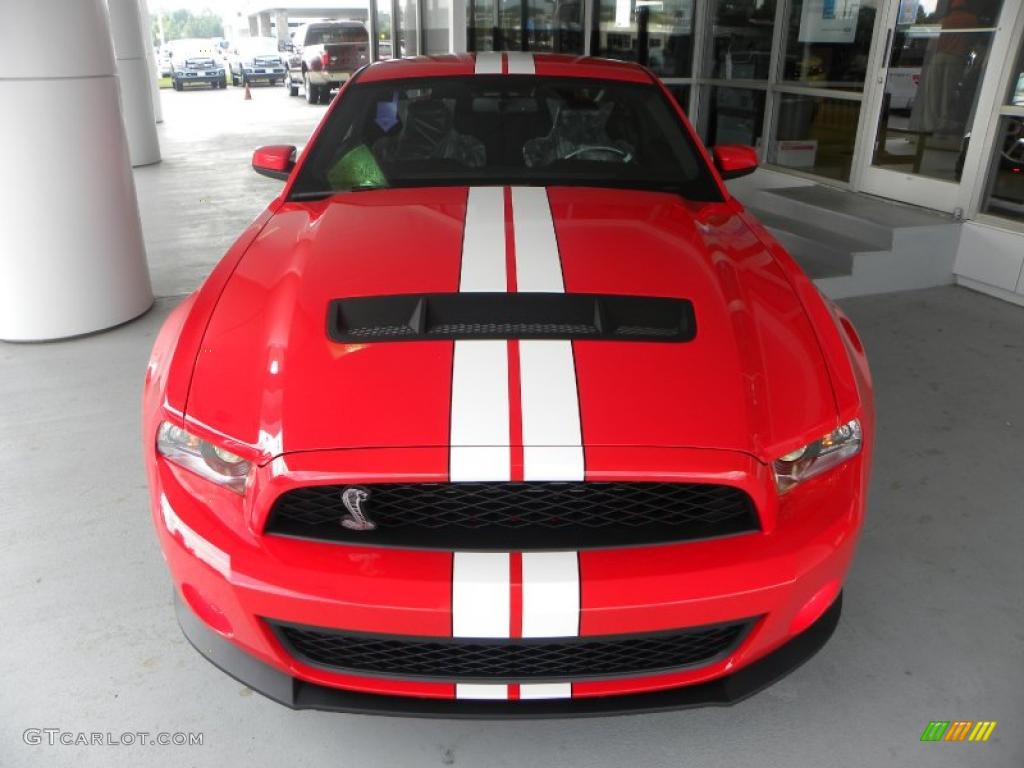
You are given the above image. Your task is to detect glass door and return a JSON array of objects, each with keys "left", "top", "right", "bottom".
[{"left": 857, "top": 0, "right": 1005, "bottom": 211}]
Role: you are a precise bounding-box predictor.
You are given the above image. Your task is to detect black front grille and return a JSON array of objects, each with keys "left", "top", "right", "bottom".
[
  {"left": 268, "top": 620, "right": 753, "bottom": 682},
  {"left": 265, "top": 482, "right": 759, "bottom": 550}
]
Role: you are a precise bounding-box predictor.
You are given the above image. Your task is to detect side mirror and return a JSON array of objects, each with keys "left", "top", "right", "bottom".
[
  {"left": 712, "top": 145, "right": 758, "bottom": 181},
  {"left": 252, "top": 145, "right": 296, "bottom": 181}
]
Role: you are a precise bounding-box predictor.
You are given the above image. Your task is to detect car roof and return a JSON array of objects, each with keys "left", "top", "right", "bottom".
[{"left": 356, "top": 54, "right": 655, "bottom": 84}]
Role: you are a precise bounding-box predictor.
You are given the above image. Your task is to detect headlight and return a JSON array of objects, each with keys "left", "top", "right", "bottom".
[
  {"left": 156, "top": 422, "right": 251, "bottom": 493},
  {"left": 773, "top": 419, "right": 862, "bottom": 493}
]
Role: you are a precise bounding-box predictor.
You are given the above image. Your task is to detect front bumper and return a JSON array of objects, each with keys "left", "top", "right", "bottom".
[
  {"left": 150, "top": 444, "right": 866, "bottom": 713},
  {"left": 243, "top": 67, "right": 285, "bottom": 81},
  {"left": 175, "top": 74, "right": 222, "bottom": 87},
  {"left": 305, "top": 69, "right": 351, "bottom": 88},
  {"left": 177, "top": 587, "right": 842, "bottom": 718}
]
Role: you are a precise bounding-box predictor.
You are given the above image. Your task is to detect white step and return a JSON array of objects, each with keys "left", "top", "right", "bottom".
[{"left": 736, "top": 184, "right": 961, "bottom": 299}]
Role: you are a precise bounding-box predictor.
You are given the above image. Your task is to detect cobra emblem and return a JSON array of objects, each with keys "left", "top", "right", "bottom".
[{"left": 340, "top": 486, "right": 376, "bottom": 531}]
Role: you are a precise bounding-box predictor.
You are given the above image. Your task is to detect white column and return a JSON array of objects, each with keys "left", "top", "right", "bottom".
[
  {"left": 137, "top": 0, "right": 163, "bottom": 123},
  {"left": 109, "top": 0, "right": 161, "bottom": 166},
  {"left": 450, "top": 0, "right": 467, "bottom": 53},
  {"left": 259, "top": 11, "right": 272, "bottom": 37},
  {"left": 0, "top": 0, "right": 153, "bottom": 341},
  {"left": 275, "top": 10, "right": 290, "bottom": 46},
  {"left": 249, "top": 14, "right": 259, "bottom": 36}
]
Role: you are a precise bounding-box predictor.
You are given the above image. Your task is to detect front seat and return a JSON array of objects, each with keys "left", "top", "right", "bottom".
[
  {"left": 523, "top": 101, "right": 634, "bottom": 167},
  {"left": 374, "top": 100, "right": 486, "bottom": 168}
]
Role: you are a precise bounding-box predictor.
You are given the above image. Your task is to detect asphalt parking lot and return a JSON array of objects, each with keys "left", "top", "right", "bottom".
[{"left": 1, "top": 85, "right": 1022, "bottom": 768}]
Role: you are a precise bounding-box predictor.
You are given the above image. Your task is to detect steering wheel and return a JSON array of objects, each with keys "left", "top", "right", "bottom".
[{"left": 563, "top": 145, "right": 633, "bottom": 162}]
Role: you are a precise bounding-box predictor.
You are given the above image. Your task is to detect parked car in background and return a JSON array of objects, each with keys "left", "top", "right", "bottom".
[
  {"left": 228, "top": 37, "right": 287, "bottom": 87},
  {"left": 157, "top": 46, "right": 173, "bottom": 77},
  {"left": 286, "top": 21, "right": 369, "bottom": 103},
  {"left": 169, "top": 39, "right": 227, "bottom": 90}
]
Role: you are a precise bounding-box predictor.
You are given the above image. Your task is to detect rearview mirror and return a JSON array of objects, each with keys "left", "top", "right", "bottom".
[
  {"left": 711, "top": 145, "right": 758, "bottom": 181},
  {"left": 252, "top": 145, "right": 296, "bottom": 181}
]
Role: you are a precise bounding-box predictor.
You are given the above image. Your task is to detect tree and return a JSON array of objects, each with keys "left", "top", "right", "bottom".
[{"left": 151, "top": 8, "right": 224, "bottom": 46}]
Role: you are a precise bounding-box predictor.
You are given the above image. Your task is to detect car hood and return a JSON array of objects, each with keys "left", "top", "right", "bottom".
[{"left": 186, "top": 186, "right": 836, "bottom": 460}]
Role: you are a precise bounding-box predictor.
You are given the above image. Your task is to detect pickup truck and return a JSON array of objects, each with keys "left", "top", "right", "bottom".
[
  {"left": 228, "top": 36, "right": 287, "bottom": 87},
  {"left": 167, "top": 39, "right": 227, "bottom": 91},
  {"left": 286, "top": 21, "right": 369, "bottom": 104}
]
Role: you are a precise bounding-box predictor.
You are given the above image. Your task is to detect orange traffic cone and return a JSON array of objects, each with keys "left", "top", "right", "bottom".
[{"left": 244, "top": 82, "right": 252, "bottom": 100}]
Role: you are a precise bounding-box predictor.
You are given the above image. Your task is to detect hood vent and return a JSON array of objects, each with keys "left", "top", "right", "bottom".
[{"left": 328, "top": 293, "right": 696, "bottom": 343}]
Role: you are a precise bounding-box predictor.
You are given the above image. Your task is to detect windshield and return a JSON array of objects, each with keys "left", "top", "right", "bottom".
[
  {"left": 239, "top": 38, "right": 280, "bottom": 55},
  {"left": 289, "top": 76, "right": 720, "bottom": 201},
  {"left": 306, "top": 24, "right": 368, "bottom": 44},
  {"left": 175, "top": 40, "right": 219, "bottom": 60}
]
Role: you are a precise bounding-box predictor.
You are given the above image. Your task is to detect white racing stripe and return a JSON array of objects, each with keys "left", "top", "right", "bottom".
[
  {"left": 450, "top": 341, "right": 510, "bottom": 481},
  {"left": 460, "top": 187, "right": 506, "bottom": 292},
  {"left": 474, "top": 52, "right": 503, "bottom": 74},
  {"left": 456, "top": 683, "right": 510, "bottom": 699},
  {"left": 522, "top": 551, "right": 580, "bottom": 638},
  {"left": 518, "top": 549, "right": 580, "bottom": 699},
  {"left": 453, "top": 552, "right": 510, "bottom": 638},
  {"left": 510, "top": 187, "right": 585, "bottom": 481},
  {"left": 511, "top": 186, "right": 564, "bottom": 292},
  {"left": 450, "top": 187, "right": 510, "bottom": 482},
  {"left": 450, "top": 188, "right": 583, "bottom": 702},
  {"left": 453, "top": 552, "right": 510, "bottom": 701},
  {"left": 520, "top": 683, "right": 572, "bottom": 699},
  {"left": 505, "top": 52, "right": 536, "bottom": 75},
  {"left": 519, "top": 340, "right": 584, "bottom": 481},
  {"left": 452, "top": 550, "right": 580, "bottom": 700}
]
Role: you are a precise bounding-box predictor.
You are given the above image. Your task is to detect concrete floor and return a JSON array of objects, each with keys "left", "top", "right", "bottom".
[{"left": 1, "top": 87, "right": 1022, "bottom": 767}]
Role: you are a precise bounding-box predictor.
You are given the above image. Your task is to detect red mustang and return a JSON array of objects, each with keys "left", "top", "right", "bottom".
[{"left": 143, "top": 52, "right": 873, "bottom": 716}]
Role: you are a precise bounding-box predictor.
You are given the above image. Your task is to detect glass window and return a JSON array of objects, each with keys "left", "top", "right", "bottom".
[
  {"left": 871, "top": 0, "right": 1004, "bottom": 182},
  {"left": 525, "top": 0, "right": 585, "bottom": 52},
  {"left": 1007, "top": 39, "right": 1024, "bottom": 106},
  {"left": 399, "top": 0, "right": 418, "bottom": 56},
  {"left": 376, "top": 6, "right": 394, "bottom": 59},
  {"left": 708, "top": 0, "right": 777, "bottom": 80},
  {"left": 470, "top": 0, "right": 583, "bottom": 53},
  {"left": 706, "top": 86, "right": 766, "bottom": 147},
  {"left": 592, "top": 0, "right": 693, "bottom": 77},
  {"left": 770, "top": 93, "right": 861, "bottom": 181},
  {"left": 980, "top": 116, "right": 1024, "bottom": 221},
  {"left": 781, "top": 0, "right": 878, "bottom": 90},
  {"left": 289, "top": 76, "right": 722, "bottom": 201},
  {"left": 423, "top": 0, "right": 451, "bottom": 54},
  {"left": 469, "top": 0, "right": 498, "bottom": 51},
  {"left": 982, "top": 40, "right": 1024, "bottom": 222}
]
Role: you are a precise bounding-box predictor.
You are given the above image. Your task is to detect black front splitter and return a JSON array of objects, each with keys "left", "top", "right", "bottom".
[{"left": 176, "top": 590, "right": 842, "bottom": 719}]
